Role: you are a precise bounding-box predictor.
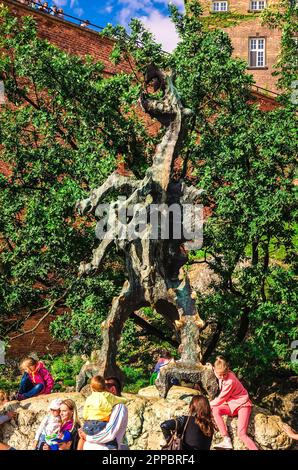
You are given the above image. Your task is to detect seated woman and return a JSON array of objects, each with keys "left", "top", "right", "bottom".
[
  {"left": 150, "top": 349, "right": 175, "bottom": 385},
  {"left": 42, "top": 399, "right": 81, "bottom": 451},
  {"left": 160, "top": 395, "right": 214, "bottom": 450},
  {"left": 16, "top": 357, "right": 54, "bottom": 400},
  {"left": 209, "top": 356, "right": 258, "bottom": 450}
]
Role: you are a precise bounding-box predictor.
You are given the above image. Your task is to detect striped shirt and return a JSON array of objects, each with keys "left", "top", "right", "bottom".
[{"left": 83, "top": 403, "right": 128, "bottom": 450}]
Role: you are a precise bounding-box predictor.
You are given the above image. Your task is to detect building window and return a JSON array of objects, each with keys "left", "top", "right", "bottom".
[
  {"left": 212, "top": 2, "right": 228, "bottom": 12},
  {"left": 250, "top": 1, "right": 266, "bottom": 10},
  {"left": 249, "top": 38, "right": 266, "bottom": 67}
]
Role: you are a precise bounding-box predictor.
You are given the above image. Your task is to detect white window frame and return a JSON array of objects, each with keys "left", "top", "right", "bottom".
[
  {"left": 249, "top": 38, "right": 266, "bottom": 68},
  {"left": 212, "top": 2, "right": 229, "bottom": 12},
  {"left": 250, "top": 1, "right": 266, "bottom": 11}
]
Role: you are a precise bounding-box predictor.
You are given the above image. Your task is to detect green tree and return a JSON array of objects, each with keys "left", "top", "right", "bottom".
[
  {"left": 261, "top": 0, "right": 298, "bottom": 92},
  {"left": 0, "top": 1, "right": 297, "bottom": 385},
  {"left": 0, "top": 5, "right": 156, "bottom": 350},
  {"left": 101, "top": 0, "right": 297, "bottom": 383}
]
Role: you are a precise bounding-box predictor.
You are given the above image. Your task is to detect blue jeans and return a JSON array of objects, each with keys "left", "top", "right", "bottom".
[
  {"left": 19, "top": 373, "right": 44, "bottom": 399},
  {"left": 83, "top": 420, "right": 107, "bottom": 436}
]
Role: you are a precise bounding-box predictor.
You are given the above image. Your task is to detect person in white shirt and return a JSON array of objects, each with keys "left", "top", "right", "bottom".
[
  {"left": 32, "top": 398, "right": 62, "bottom": 450},
  {"left": 79, "top": 377, "right": 129, "bottom": 450}
]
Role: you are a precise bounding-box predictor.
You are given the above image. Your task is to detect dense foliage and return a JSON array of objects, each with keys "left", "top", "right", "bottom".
[{"left": 0, "top": 1, "right": 297, "bottom": 386}]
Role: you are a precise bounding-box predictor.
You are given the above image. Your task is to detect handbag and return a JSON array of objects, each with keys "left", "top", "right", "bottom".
[{"left": 162, "top": 415, "right": 191, "bottom": 451}]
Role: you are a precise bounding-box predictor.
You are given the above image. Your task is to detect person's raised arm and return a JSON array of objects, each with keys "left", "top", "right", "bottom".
[{"left": 210, "top": 379, "right": 234, "bottom": 408}]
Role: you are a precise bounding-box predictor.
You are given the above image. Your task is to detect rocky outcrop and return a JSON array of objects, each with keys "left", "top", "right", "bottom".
[
  {"left": 0, "top": 386, "right": 293, "bottom": 450},
  {"left": 255, "top": 376, "right": 298, "bottom": 430}
]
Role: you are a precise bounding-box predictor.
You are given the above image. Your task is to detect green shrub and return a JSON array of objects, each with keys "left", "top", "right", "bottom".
[
  {"left": 121, "top": 365, "right": 149, "bottom": 393},
  {"left": 50, "top": 355, "right": 84, "bottom": 384},
  {"left": 0, "top": 377, "right": 19, "bottom": 393}
]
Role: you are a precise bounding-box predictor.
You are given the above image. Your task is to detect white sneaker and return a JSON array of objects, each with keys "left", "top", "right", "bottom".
[{"left": 214, "top": 436, "right": 233, "bottom": 450}]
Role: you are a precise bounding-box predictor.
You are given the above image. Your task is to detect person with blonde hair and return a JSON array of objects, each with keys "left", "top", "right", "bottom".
[
  {"left": 78, "top": 375, "right": 126, "bottom": 450},
  {"left": 42, "top": 399, "right": 81, "bottom": 450},
  {"left": 16, "top": 357, "right": 54, "bottom": 400},
  {"left": 209, "top": 356, "right": 258, "bottom": 450},
  {"left": 15, "top": 357, "right": 54, "bottom": 401}
]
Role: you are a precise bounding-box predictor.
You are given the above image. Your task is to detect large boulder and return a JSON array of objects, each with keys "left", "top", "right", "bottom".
[
  {"left": 0, "top": 386, "right": 293, "bottom": 450},
  {"left": 254, "top": 376, "right": 298, "bottom": 430}
]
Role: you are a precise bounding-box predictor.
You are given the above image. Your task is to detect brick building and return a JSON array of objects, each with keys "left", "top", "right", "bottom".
[
  {"left": 1, "top": 0, "right": 131, "bottom": 76},
  {"left": 195, "top": 0, "right": 282, "bottom": 93},
  {"left": 1, "top": 0, "right": 279, "bottom": 358}
]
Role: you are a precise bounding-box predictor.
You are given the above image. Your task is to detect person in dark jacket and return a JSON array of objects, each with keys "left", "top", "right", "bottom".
[{"left": 160, "top": 395, "right": 214, "bottom": 450}]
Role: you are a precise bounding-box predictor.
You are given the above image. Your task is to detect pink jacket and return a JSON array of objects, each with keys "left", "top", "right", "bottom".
[
  {"left": 28, "top": 361, "right": 54, "bottom": 395},
  {"left": 210, "top": 370, "right": 251, "bottom": 413}
]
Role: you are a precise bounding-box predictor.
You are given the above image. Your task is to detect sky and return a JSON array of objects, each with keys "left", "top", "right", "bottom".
[{"left": 50, "top": 1, "right": 185, "bottom": 52}]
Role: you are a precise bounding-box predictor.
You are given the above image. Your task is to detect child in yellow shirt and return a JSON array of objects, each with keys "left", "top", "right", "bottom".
[{"left": 78, "top": 375, "right": 126, "bottom": 450}]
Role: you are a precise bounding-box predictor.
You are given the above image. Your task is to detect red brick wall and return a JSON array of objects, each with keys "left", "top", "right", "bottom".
[
  {"left": 7, "top": 309, "right": 67, "bottom": 358},
  {"left": 225, "top": 19, "right": 281, "bottom": 93},
  {"left": 2, "top": 0, "right": 131, "bottom": 76}
]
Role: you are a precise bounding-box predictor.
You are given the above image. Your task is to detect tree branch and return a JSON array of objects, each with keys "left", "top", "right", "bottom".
[
  {"left": 236, "top": 306, "right": 250, "bottom": 343},
  {"left": 130, "top": 312, "right": 178, "bottom": 347},
  {"left": 202, "top": 322, "right": 222, "bottom": 363},
  {"left": 9, "top": 285, "right": 73, "bottom": 340}
]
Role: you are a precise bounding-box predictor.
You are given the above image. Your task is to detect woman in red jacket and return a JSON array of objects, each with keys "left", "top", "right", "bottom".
[
  {"left": 16, "top": 357, "right": 54, "bottom": 400},
  {"left": 209, "top": 356, "right": 258, "bottom": 450}
]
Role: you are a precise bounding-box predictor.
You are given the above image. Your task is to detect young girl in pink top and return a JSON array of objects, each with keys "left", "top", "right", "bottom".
[
  {"left": 209, "top": 356, "right": 258, "bottom": 450},
  {"left": 17, "top": 357, "right": 54, "bottom": 400}
]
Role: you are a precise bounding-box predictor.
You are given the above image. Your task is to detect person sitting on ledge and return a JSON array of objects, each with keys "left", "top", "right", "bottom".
[
  {"left": 15, "top": 357, "right": 54, "bottom": 401},
  {"left": 57, "top": 8, "right": 64, "bottom": 18},
  {"left": 0, "top": 431, "right": 75, "bottom": 451},
  {"left": 33, "top": 398, "right": 63, "bottom": 450},
  {"left": 38, "top": 2, "right": 49, "bottom": 13},
  {"left": 208, "top": 356, "right": 258, "bottom": 450},
  {"left": 51, "top": 5, "right": 59, "bottom": 16},
  {"left": 161, "top": 395, "right": 214, "bottom": 450},
  {"left": 80, "top": 20, "right": 90, "bottom": 28}
]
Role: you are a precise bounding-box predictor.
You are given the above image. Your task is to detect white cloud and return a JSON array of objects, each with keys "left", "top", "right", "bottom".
[
  {"left": 115, "top": 0, "right": 184, "bottom": 51},
  {"left": 74, "top": 7, "right": 84, "bottom": 17},
  {"left": 139, "top": 9, "right": 179, "bottom": 52},
  {"left": 52, "top": 0, "right": 84, "bottom": 17},
  {"left": 70, "top": 0, "right": 79, "bottom": 8},
  {"left": 52, "top": 0, "right": 68, "bottom": 6}
]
